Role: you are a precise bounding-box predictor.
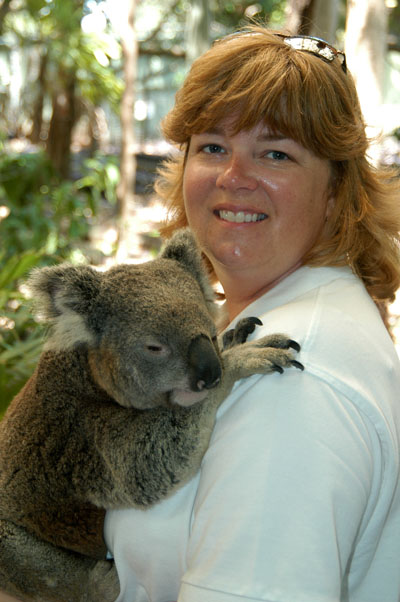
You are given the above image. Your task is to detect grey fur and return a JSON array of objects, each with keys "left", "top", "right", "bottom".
[{"left": 0, "top": 229, "right": 301, "bottom": 601}]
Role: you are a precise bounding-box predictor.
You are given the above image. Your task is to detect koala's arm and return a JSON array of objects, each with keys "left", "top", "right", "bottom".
[
  {"left": 84, "top": 400, "right": 217, "bottom": 509},
  {"left": 84, "top": 331, "right": 302, "bottom": 510}
]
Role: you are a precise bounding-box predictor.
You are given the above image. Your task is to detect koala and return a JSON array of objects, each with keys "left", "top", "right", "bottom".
[{"left": 0, "top": 229, "right": 302, "bottom": 602}]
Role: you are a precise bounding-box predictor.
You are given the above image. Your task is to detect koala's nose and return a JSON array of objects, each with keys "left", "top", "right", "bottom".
[{"left": 188, "top": 335, "right": 222, "bottom": 392}]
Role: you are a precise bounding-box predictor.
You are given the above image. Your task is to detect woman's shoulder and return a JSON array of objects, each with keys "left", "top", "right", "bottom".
[
  {"left": 227, "top": 265, "right": 400, "bottom": 428},
  {"left": 251, "top": 265, "right": 394, "bottom": 360}
]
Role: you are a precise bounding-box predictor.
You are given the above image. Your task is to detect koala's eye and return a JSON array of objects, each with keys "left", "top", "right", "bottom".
[
  {"left": 211, "top": 335, "right": 219, "bottom": 348},
  {"left": 147, "top": 344, "right": 162, "bottom": 352},
  {"left": 143, "top": 338, "right": 171, "bottom": 358}
]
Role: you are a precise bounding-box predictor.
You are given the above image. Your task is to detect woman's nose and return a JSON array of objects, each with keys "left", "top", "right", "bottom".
[{"left": 216, "top": 156, "right": 258, "bottom": 191}]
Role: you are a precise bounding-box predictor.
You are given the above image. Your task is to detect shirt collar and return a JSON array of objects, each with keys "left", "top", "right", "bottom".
[{"left": 227, "top": 265, "right": 356, "bottom": 328}]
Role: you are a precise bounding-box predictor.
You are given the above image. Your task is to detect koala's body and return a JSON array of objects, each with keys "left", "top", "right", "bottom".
[{"left": 0, "top": 230, "right": 301, "bottom": 602}]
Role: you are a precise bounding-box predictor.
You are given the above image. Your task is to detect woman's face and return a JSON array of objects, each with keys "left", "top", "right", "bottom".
[{"left": 183, "top": 119, "right": 334, "bottom": 301}]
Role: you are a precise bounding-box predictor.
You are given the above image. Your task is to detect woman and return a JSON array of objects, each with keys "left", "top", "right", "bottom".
[{"left": 105, "top": 27, "right": 400, "bottom": 601}]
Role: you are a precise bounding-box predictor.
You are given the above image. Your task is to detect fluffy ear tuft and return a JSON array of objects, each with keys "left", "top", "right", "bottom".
[
  {"left": 27, "top": 264, "right": 102, "bottom": 350},
  {"left": 160, "top": 229, "right": 218, "bottom": 318}
]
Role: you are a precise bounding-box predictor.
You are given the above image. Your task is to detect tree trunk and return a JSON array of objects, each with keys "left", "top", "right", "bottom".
[
  {"left": 284, "top": 0, "right": 339, "bottom": 42},
  {"left": 310, "top": 0, "right": 340, "bottom": 44},
  {"left": 116, "top": 0, "right": 139, "bottom": 262},
  {"left": 345, "top": 0, "right": 388, "bottom": 162},
  {"left": 284, "top": 0, "right": 315, "bottom": 34},
  {"left": 185, "top": 0, "right": 211, "bottom": 66},
  {"left": 30, "top": 50, "right": 48, "bottom": 145},
  {"left": 46, "top": 70, "right": 76, "bottom": 179}
]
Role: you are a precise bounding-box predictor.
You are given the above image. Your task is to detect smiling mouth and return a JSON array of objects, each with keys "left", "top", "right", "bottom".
[{"left": 216, "top": 210, "right": 268, "bottom": 224}]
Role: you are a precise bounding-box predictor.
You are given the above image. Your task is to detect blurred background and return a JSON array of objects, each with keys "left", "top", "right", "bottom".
[{"left": 0, "top": 0, "right": 399, "bottom": 413}]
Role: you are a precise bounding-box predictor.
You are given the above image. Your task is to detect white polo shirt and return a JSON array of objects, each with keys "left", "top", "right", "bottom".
[{"left": 105, "top": 265, "right": 400, "bottom": 602}]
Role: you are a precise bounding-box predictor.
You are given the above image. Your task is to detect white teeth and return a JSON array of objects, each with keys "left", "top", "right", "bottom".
[{"left": 218, "top": 210, "right": 267, "bottom": 223}]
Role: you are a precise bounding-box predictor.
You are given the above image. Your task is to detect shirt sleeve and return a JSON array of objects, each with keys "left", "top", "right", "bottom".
[{"left": 178, "top": 370, "right": 376, "bottom": 602}]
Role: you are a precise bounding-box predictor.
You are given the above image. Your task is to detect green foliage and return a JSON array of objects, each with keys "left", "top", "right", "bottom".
[
  {"left": 210, "top": 0, "right": 286, "bottom": 30},
  {"left": 3, "top": 0, "right": 123, "bottom": 137},
  {"left": 0, "top": 148, "right": 119, "bottom": 415},
  {"left": 76, "top": 152, "right": 120, "bottom": 207},
  {"left": 0, "top": 150, "right": 92, "bottom": 259},
  {"left": 0, "top": 251, "right": 45, "bottom": 418},
  {"left": 76, "top": 32, "right": 123, "bottom": 111},
  {"left": 136, "top": 0, "right": 286, "bottom": 53}
]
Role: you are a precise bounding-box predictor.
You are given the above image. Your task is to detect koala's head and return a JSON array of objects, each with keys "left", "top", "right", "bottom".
[{"left": 28, "top": 229, "right": 222, "bottom": 410}]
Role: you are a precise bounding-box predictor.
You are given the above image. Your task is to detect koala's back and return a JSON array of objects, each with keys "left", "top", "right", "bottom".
[{"left": 0, "top": 348, "right": 117, "bottom": 559}]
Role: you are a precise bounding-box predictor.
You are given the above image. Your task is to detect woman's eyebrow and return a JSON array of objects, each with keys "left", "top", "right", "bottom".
[
  {"left": 195, "top": 129, "right": 291, "bottom": 142},
  {"left": 197, "top": 127, "right": 225, "bottom": 136},
  {"left": 257, "top": 133, "right": 288, "bottom": 142}
]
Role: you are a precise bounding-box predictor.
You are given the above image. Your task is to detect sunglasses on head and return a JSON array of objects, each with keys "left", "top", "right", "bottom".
[
  {"left": 215, "top": 31, "right": 347, "bottom": 74},
  {"left": 275, "top": 34, "right": 347, "bottom": 74}
]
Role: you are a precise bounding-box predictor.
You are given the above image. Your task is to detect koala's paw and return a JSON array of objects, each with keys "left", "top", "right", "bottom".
[
  {"left": 86, "top": 559, "right": 120, "bottom": 602},
  {"left": 246, "top": 333, "right": 304, "bottom": 373},
  {"left": 223, "top": 333, "right": 304, "bottom": 380},
  {"left": 222, "top": 317, "right": 263, "bottom": 350}
]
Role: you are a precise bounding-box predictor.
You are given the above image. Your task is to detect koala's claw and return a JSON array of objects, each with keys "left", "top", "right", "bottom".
[
  {"left": 222, "top": 316, "right": 263, "bottom": 350},
  {"left": 290, "top": 359, "right": 304, "bottom": 371},
  {"left": 272, "top": 359, "right": 303, "bottom": 374},
  {"left": 245, "top": 316, "right": 263, "bottom": 327},
  {"left": 288, "top": 339, "right": 301, "bottom": 352}
]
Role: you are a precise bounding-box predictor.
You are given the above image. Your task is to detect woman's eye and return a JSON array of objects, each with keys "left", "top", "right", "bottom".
[
  {"left": 266, "top": 150, "right": 289, "bottom": 161},
  {"left": 203, "top": 143, "right": 224, "bottom": 154}
]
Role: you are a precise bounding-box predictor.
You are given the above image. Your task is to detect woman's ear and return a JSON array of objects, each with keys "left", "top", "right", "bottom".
[{"left": 325, "top": 194, "right": 336, "bottom": 221}]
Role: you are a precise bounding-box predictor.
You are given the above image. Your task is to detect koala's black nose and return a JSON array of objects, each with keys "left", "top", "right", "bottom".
[{"left": 188, "top": 335, "right": 222, "bottom": 392}]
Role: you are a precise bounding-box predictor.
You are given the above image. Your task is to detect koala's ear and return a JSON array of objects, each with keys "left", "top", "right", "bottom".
[
  {"left": 27, "top": 264, "right": 102, "bottom": 350},
  {"left": 160, "top": 228, "right": 217, "bottom": 316}
]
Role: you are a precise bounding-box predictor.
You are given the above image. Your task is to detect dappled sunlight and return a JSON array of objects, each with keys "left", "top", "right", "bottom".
[{"left": 89, "top": 195, "right": 168, "bottom": 268}]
